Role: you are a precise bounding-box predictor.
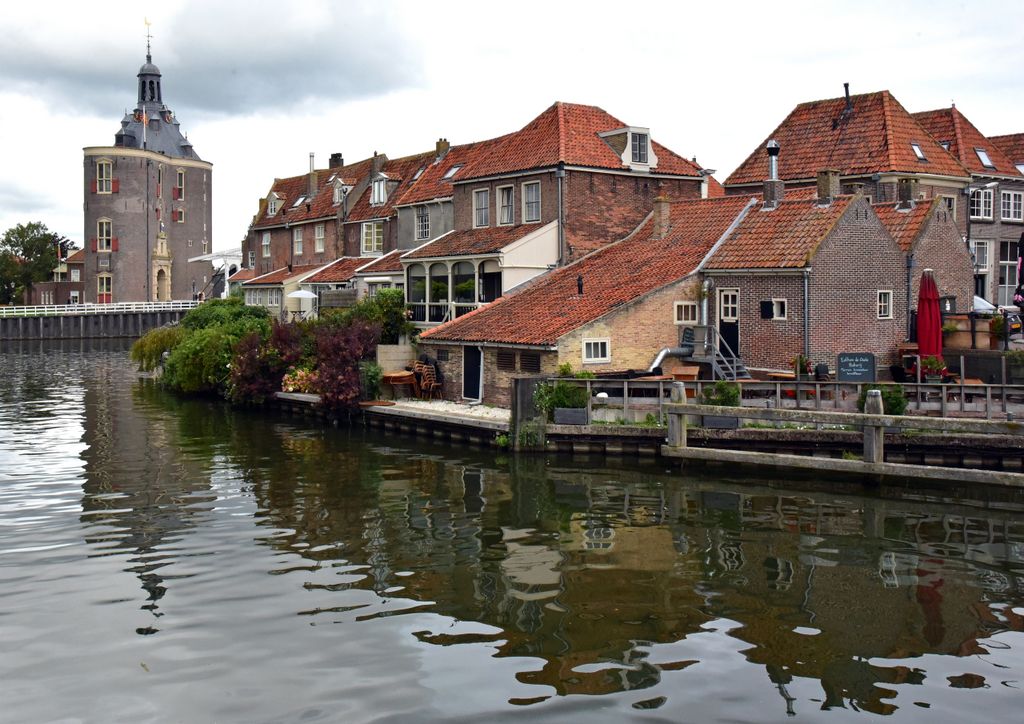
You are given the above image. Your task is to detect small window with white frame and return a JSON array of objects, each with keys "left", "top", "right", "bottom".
[
  {"left": 262, "top": 231, "right": 271, "bottom": 257},
  {"left": 1002, "top": 190, "right": 1023, "bottom": 222},
  {"left": 975, "top": 148, "right": 996, "bottom": 168},
  {"left": 415, "top": 206, "right": 429, "bottom": 240},
  {"left": 315, "top": 223, "right": 325, "bottom": 253},
  {"left": 267, "top": 195, "right": 279, "bottom": 216},
  {"left": 941, "top": 194, "right": 956, "bottom": 219},
  {"left": 582, "top": 338, "right": 611, "bottom": 364},
  {"left": 371, "top": 177, "right": 387, "bottom": 206},
  {"left": 877, "top": 290, "right": 893, "bottom": 319},
  {"left": 970, "top": 239, "right": 990, "bottom": 271},
  {"left": 497, "top": 185, "right": 514, "bottom": 225},
  {"left": 523, "top": 181, "right": 541, "bottom": 223},
  {"left": 970, "top": 188, "right": 994, "bottom": 220},
  {"left": 674, "top": 301, "right": 698, "bottom": 325},
  {"left": 361, "top": 221, "right": 384, "bottom": 255},
  {"left": 293, "top": 227, "right": 303, "bottom": 255},
  {"left": 97, "top": 219, "right": 112, "bottom": 252},
  {"left": 175, "top": 169, "right": 185, "bottom": 200},
  {"left": 473, "top": 189, "right": 489, "bottom": 227},
  {"left": 70, "top": 268, "right": 80, "bottom": 282},
  {"left": 632, "top": 132, "right": 649, "bottom": 164},
  {"left": 248, "top": 250, "right": 255, "bottom": 268},
  {"left": 96, "top": 160, "right": 112, "bottom": 193},
  {"left": 910, "top": 142, "right": 926, "bottom": 161},
  {"left": 772, "top": 299, "right": 788, "bottom": 320}
]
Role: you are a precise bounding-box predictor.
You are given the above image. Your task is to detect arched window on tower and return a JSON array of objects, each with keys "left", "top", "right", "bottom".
[{"left": 148, "top": 80, "right": 156, "bottom": 101}]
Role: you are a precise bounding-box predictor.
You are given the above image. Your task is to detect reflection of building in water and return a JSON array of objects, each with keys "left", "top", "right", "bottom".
[{"left": 79, "top": 372, "right": 215, "bottom": 633}]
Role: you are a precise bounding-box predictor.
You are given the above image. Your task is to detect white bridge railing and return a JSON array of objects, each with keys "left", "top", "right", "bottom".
[{"left": 0, "top": 300, "right": 200, "bottom": 318}]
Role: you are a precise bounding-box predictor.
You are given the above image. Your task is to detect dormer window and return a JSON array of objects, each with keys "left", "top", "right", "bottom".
[
  {"left": 975, "top": 148, "right": 996, "bottom": 168},
  {"left": 291, "top": 195, "right": 306, "bottom": 208},
  {"left": 442, "top": 164, "right": 463, "bottom": 180},
  {"left": 371, "top": 177, "right": 388, "bottom": 206},
  {"left": 413, "top": 167, "right": 425, "bottom": 181},
  {"left": 632, "top": 133, "right": 649, "bottom": 164},
  {"left": 332, "top": 180, "right": 351, "bottom": 205},
  {"left": 911, "top": 142, "right": 927, "bottom": 161},
  {"left": 267, "top": 193, "right": 280, "bottom": 216}
]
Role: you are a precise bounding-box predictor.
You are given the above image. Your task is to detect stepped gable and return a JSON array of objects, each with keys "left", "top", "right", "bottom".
[
  {"left": 420, "top": 196, "right": 751, "bottom": 346},
  {"left": 251, "top": 156, "right": 374, "bottom": 229},
  {"left": 395, "top": 136, "right": 510, "bottom": 207},
  {"left": 873, "top": 198, "right": 939, "bottom": 252},
  {"left": 344, "top": 151, "right": 436, "bottom": 222},
  {"left": 403, "top": 225, "right": 542, "bottom": 261},
  {"left": 913, "top": 107, "right": 1022, "bottom": 177},
  {"left": 303, "top": 257, "right": 374, "bottom": 284},
  {"left": 726, "top": 91, "right": 969, "bottom": 185},
  {"left": 705, "top": 196, "right": 854, "bottom": 269},
  {"left": 991, "top": 133, "right": 1024, "bottom": 166},
  {"left": 458, "top": 102, "right": 703, "bottom": 180}
]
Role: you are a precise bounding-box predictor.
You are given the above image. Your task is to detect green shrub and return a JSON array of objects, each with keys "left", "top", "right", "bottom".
[
  {"left": 557, "top": 362, "right": 574, "bottom": 377},
  {"left": 130, "top": 324, "right": 185, "bottom": 371},
  {"left": 702, "top": 380, "right": 740, "bottom": 407},
  {"left": 856, "top": 383, "right": 907, "bottom": 415},
  {"left": 163, "top": 316, "right": 271, "bottom": 394},
  {"left": 339, "top": 288, "right": 416, "bottom": 344},
  {"left": 180, "top": 298, "right": 270, "bottom": 331},
  {"left": 534, "top": 380, "right": 589, "bottom": 418},
  {"left": 359, "top": 361, "right": 383, "bottom": 400}
]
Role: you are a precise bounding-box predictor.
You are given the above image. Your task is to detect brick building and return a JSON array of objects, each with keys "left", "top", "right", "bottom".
[
  {"left": 82, "top": 47, "right": 213, "bottom": 303},
  {"left": 913, "top": 107, "right": 1024, "bottom": 304},
  {"left": 27, "top": 250, "right": 85, "bottom": 305}
]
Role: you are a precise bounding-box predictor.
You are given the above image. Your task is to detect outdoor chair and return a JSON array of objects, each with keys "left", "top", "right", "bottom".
[{"left": 419, "top": 364, "right": 442, "bottom": 399}]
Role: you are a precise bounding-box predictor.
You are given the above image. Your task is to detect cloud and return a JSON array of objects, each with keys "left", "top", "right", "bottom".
[{"left": 0, "top": 0, "right": 423, "bottom": 119}]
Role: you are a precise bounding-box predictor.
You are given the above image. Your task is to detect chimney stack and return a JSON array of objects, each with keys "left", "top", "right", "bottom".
[
  {"left": 844, "top": 82, "right": 852, "bottom": 113},
  {"left": 763, "top": 140, "right": 784, "bottom": 209},
  {"left": 329, "top": 152, "right": 344, "bottom": 169},
  {"left": 653, "top": 196, "right": 671, "bottom": 239},
  {"left": 816, "top": 169, "right": 841, "bottom": 204},
  {"left": 371, "top": 151, "right": 384, "bottom": 174},
  {"left": 897, "top": 177, "right": 919, "bottom": 209},
  {"left": 436, "top": 137, "right": 450, "bottom": 159},
  {"left": 308, "top": 152, "right": 317, "bottom": 197},
  {"left": 577, "top": 274, "right": 584, "bottom": 295}
]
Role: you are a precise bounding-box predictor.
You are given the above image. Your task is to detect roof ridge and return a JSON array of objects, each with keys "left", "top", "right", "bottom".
[
  {"left": 557, "top": 101, "right": 567, "bottom": 162},
  {"left": 880, "top": 91, "right": 899, "bottom": 173}
]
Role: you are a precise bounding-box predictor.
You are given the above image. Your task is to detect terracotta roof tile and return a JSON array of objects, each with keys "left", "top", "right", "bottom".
[
  {"left": 228, "top": 267, "right": 259, "bottom": 283},
  {"left": 726, "top": 91, "right": 969, "bottom": 186},
  {"left": 343, "top": 151, "right": 436, "bottom": 222},
  {"left": 705, "top": 197, "right": 854, "bottom": 269},
  {"left": 872, "top": 198, "right": 938, "bottom": 252},
  {"left": 913, "top": 107, "right": 1022, "bottom": 177},
  {"left": 66, "top": 250, "right": 85, "bottom": 264},
  {"left": 420, "top": 196, "right": 752, "bottom": 346},
  {"left": 989, "top": 133, "right": 1024, "bottom": 165},
  {"left": 403, "top": 224, "right": 548, "bottom": 261},
  {"left": 394, "top": 136, "right": 510, "bottom": 207},
  {"left": 706, "top": 176, "right": 725, "bottom": 198},
  {"left": 251, "top": 157, "right": 375, "bottom": 230},
  {"left": 303, "top": 257, "right": 372, "bottom": 284},
  {"left": 242, "top": 263, "right": 325, "bottom": 286},
  {"left": 355, "top": 249, "right": 404, "bottom": 274},
  {"left": 458, "top": 102, "right": 703, "bottom": 180}
]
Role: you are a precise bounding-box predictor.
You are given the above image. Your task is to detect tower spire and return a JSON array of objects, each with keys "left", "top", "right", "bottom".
[{"left": 144, "top": 17, "right": 152, "bottom": 62}]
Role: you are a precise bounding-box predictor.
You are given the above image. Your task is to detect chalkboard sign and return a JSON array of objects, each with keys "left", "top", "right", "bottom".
[{"left": 837, "top": 352, "right": 876, "bottom": 382}]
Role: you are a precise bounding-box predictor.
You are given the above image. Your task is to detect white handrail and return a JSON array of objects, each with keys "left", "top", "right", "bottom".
[{"left": 0, "top": 300, "right": 200, "bottom": 318}]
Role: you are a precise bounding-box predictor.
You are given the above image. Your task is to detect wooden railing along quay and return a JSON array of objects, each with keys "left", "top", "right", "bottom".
[{"left": 0, "top": 301, "right": 199, "bottom": 340}]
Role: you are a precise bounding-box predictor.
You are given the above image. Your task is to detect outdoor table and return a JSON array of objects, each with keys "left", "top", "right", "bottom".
[{"left": 382, "top": 370, "right": 419, "bottom": 398}]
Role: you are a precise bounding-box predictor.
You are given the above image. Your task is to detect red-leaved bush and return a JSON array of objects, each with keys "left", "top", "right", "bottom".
[
  {"left": 315, "top": 320, "right": 381, "bottom": 413},
  {"left": 228, "top": 322, "right": 311, "bottom": 405}
]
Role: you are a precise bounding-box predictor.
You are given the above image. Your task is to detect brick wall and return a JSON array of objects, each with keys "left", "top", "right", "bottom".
[
  {"left": 910, "top": 205, "right": 974, "bottom": 313},
  {"left": 452, "top": 172, "right": 556, "bottom": 231},
  {"left": 415, "top": 342, "right": 559, "bottom": 408}
]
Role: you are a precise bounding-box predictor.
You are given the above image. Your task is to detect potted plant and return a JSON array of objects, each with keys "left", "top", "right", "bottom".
[
  {"left": 700, "top": 380, "right": 741, "bottom": 429},
  {"left": 791, "top": 354, "right": 812, "bottom": 380},
  {"left": 989, "top": 314, "right": 1006, "bottom": 350},
  {"left": 920, "top": 355, "right": 945, "bottom": 382}
]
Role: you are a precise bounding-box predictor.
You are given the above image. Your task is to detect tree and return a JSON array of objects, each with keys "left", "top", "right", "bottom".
[{"left": 0, "top": 222, "right": 72, "bottom": 304}]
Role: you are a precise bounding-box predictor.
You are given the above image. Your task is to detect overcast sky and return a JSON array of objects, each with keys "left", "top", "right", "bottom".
[{"left": 2, "top": 0, "right": 1022, "bottom": 250}]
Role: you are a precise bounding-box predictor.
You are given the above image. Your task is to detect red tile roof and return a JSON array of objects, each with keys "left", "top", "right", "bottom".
[
  {"left": 403, "top": 223, "right": 550, "bottom": 261},
  {"left": 303, "top": 257, "right": 373, "bottom": 284},
  {"left": 394, "top": 136, "right": 510, "bottom": 207},
  {"left": 726, "top": 91, "right": 970, "bottom": 186},
  {"left": 343, "top": 151, "right": 436, "bottom": 222},
  {"left": 706, "top": 176, "right": 725, "bottom": 198},
  {"left": 420, "top": 196, "right": 752, "bottom": 346},
  {"left": 66, "top": 250, "right": 85, "bottom": 264},
  {"left": 251, "top": 157, "right": 375, "bottom": 230},
  {"left": 705, "top": 197, "right": 854, "bottom": 269},
  {"left": 242, "top": 264, "right": 325, "bottom": 286},
  {"left": 913, "top": 107, "right": 1022, "bottom": 177},
  {"left": 990, "top": 133, "right": 1024, "bottom": 164},
  {"left": 872, "top": 198, "right": 939, "bottom": 252},
  {"left": 458, "top": 102, "right": 703, "bottom": 181},
  {"left": 228, "top": 268, "right": 259, "bottom": 283},
  {"left": 355, "top": 249, "right": 404, "bottom": 274}
]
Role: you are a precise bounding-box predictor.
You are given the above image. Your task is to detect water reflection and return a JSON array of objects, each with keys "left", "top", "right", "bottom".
[{"left": 2, "top": 342, "right": 1023, "bottom": 721}]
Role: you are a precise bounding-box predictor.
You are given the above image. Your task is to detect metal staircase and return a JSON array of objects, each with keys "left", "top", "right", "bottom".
[{"left": 688, "top": 325, "right": 752, "bottom": 381}]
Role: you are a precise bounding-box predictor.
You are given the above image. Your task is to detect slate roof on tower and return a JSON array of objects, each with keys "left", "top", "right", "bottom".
[
  {"left": 420, "top": 196, "right": 753, "bottom": 346},
  {"left": 725, "top": 90, "right": 969, "bottom": 186},
  {"left": 912, "top": 107, "right": 1022, "bottom": 177},
  {"left": 456, "top": 102, "right": 704, "bottom": 181}
]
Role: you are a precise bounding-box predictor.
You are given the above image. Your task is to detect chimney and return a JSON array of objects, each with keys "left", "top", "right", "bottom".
[
  {"left": 329, "top": 152, "right": 344, "bottom": 169},
  {"left": 653, "top": 196, "right": 671, "bottom": 239},
  {"left": 816, "top": 169, "right": 841, "bottom": 204},
  {"left": 436, "top": 137, "right": 450, "bottom": 160},
  {"left": 371, "top": 151, "right": 384, "bottom": 174},
  {"left": 897, "top": 178, "right": 919, "bottom": 209},
  {"left": 844, "top": 82, "right": 852, "bottom": 113},
  {"left": 577, "top": 275, "right": 584, "bottom": 295},
  {"left": 762, "top": 140, "right": 784, "bottom": 209},
  {"left": 308, "top": 152, "right": 317, "bottom": 198}
]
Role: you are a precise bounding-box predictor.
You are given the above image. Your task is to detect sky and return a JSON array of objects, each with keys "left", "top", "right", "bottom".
[{"left": 1, "top": 0, "right": 1023, "bottom": 250}]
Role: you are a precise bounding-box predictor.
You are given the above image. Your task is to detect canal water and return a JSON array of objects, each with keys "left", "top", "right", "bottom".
[{"left": 2, "top": 341, "right": 1023, "bottom": 723}]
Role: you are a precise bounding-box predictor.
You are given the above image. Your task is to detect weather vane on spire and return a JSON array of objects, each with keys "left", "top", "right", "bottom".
[{"left": 145, "top": 18, "right": 153, "bottom": 61}]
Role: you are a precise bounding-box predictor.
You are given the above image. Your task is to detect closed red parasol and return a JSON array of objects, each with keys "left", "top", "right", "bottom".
[{"left": 917, "top": 269, "right": 942, "bottom": 360}]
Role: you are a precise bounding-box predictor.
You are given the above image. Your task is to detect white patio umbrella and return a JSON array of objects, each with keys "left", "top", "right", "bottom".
[{"left": 287, "top": 290, "right": 317, "bottom": 299}]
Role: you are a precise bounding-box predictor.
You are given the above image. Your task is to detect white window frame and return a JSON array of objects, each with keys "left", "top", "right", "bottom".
[
  {"left": 970, "top": 188, "right": 994, "bottom": 220},
  {"left": 261, "top": 231, "right": 271, "bottom": 258},
  {"left": 70, "top": 268, "right": 80, "bottom": 282},
  {"left": 582, "top": 338, "right": 611, "bottom": 364},
  {"left": 975, "top": 148, "right": 995, "bottom": 168},
  {"left": 370, "top": 178, "right": 387, "bottom": 206},
  {"left": 1001, "top": 190, "right": 1023, "bottom": 222},
  {"left": 69, "top": 290, "right": 80, "bottom": 304},
  {"left": 175, "top": 169, "right": 185, "bottom": 200},
  {"left": 910, "top": 142, "right": 926, "bottom": 161},
  {"left": 674, "top": 301, "right": 698, "bottom": 325},
  {"left": 293, "top": 227, "right": 303, "bottom": 255},
  {"left": 176, "top": 208, "right": 186, "bottom": 224},
  {"left": 315, "top": 223, "right": 325, "bottom": 253},
  {"left": 772, "top": 298, "right": 788, "bottom": 321},
  {"left": 632, "top": 132, "right": 649, "bottom": 164},
  {"left": 970, "top": 239, "right": 990, "bottom": 271},
  {"left": 97, "top": 273, "right": 112, "bottom": 302},
  {"left": 248, "top": 250, "right": 255, "bottom": 268},
  {"left": 267, "top": 196, "right": 279, "bottom": 216},
  {"left": 719, "top": 289, "right": 739, "bottom": 322},
  {"left": 361, "top": 221, "right": 384, "bottom": 255},
  {"left": 473, "top": 189, "right": 489, "bottom": 228},
  {"left": 96, "top": 160, "right": 112, "bottom": 194},
  {"left": 415, "top": 206, "right": 430, "bottom": 240},
  {"left": 97, "top": 219, "right": 112, "bottom": 252},
  {"left": 940, "top": 194, "right": 957, "bottom": 220},
  {"left": 522, "top": 181, "right": 541, "bottom": 223},
  {"left": 877, "top": 290, "right": 893, "bottom": 320},
  {"left": 497, "top": 185, "right": 514, "bottom": 226}
]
